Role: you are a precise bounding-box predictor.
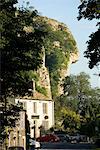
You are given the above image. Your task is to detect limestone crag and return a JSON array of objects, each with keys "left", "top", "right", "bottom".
[
  {"left": 36, "top": 66, "right": 52, "bottom": 100},
  {"left": 33, "top": 17, "right": 79, "bottom": 98},
  {"left": 44, "top": 17, "right": 79, "bottom": 95}
]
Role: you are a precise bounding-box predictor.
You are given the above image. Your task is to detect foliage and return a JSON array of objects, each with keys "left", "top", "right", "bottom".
[
  {"left": 78, "top": 0, "right": 100, "bottom": 20},
  {"left": 46, "top": 48, "right": 66, "bottom": 72},
  {"left": 0, "top": 98, "right": 21, "bottom": 142},
  {"left": 45, "top": 24, "right": 77, "bottom": 72},
  {"left": 55, "top": 72, "right": 100, "bottom": 136},
  {"left": 0, "top": 0, "right": 46, "bottom": 98},
  {"left": 63, "top": 72, "right": 94, "bottom": 116},
  {"left": 54, "top": 97, "right": 81, "bottom": 132},
  {"left": 62, "top": 72, "right": 91, "bottom": 116},
  {"left": 0, "top": 0, "right": 46, "bottom": 142},
  {"left": 45, "top": 26, "right": 77, "bottom": 97},
  {"left": 79, "top": 88, "right": 100, "bottom": 137},
  {"left": 50, "top": 71, "right": 61, "bottom": 97},
  {"left": 78, "top": 0, "right": 100, "bottom": 69},
  {"left": 84, "top": 28, "right": 100, "bottom": 69},
  {"left": 61, "top": 108, "right": 81, "bottom": 133},
  {"left": 80, "top": 118, "right": 96, "bottom": 137},
  {"left": 36, "top": 85, "right": 47, "bottom": 96}
]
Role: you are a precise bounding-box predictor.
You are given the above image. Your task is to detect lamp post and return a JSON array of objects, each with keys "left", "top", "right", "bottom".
[
  {"left": 38, "top": 125, "right": 42, "bottom": 137},
  {"left": 17, "top": 130, "right": 19, "bottom": 146},
  {"left": 34, "top": 125, "right": 36, "bottom": 139},
  {"left": 31, "top": 125, "right": 36, "bottom": 139}
]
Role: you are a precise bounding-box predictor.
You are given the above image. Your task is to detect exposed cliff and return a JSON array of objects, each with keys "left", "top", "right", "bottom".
[
  {"left": 29, "top": 16, "right": 79, "bottom": 99},
  {"left": 42, "top": 17, "right": 79, "bottom": 97}
]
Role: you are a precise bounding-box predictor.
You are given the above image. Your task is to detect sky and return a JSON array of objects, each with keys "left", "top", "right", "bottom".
[{"left": 18, "top": 0, "right": 100, "bottom": 88}]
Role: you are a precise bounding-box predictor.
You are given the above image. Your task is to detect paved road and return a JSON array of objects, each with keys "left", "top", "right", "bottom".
[{"left": 40, "top": 142, "right": 96, "bottom": 149}]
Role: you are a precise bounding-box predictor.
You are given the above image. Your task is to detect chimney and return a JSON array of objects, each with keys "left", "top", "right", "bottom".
[{"left": 28, "top": 79, "right": 35, "bottom": 97}]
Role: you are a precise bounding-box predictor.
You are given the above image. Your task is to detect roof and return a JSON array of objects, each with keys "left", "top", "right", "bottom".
[{"left": 18, "top": 91, "right": 53, "bottom": 101}]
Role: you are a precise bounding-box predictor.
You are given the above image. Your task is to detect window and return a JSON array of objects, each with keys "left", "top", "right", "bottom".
[
  {"left": 42, "top": 120, "right": 49, "bottom": 130},
  {"left": 22, "top": 102, "right": 27, "bottom": 110},
  {"left": 33, "top": 102, "right": 37, "bottom": 113},
  {"left": 43, "top": 103, "right": 48, "bottom": 114}
]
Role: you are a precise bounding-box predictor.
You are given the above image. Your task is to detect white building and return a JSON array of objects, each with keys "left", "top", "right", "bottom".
[
  {"left": 15, "top": 61, "right": 54, "bottom": 138},
  {"left": 15, "top": 97, "right": 54, "bottom": 138}
]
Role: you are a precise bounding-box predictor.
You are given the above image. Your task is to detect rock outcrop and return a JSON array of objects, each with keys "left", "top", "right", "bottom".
[{"left": 30, "top": 17, "right": 79, "bottom": 99}]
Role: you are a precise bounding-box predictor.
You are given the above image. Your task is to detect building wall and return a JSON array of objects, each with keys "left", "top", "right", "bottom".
[
  {"left": 15, "top": 98, "right": 54, "bottom": 138},
  {"left": 8, "top": 111, "right": 26, "bottom": 149}
]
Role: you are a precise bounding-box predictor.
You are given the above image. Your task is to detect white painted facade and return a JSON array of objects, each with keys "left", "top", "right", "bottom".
[{"left": 15, "top": 98, "right": 54, "bottom": 138}]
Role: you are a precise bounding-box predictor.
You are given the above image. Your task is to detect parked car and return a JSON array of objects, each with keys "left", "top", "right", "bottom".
[
  {"left": 57, "top": 134, "right": 66, "bottom": 142},
  {"left": 36, "top": 134, "right": 60, "bottom": 142},
  {"left": 8, "top": 146, "right": 24, "bottom": 150},
  {"left": 56, "top": 134, "right": 70, "bottom": 142},
  {"left": 29, "top": 138, "right": 41, "bottom": 149},
  {"left": 66, "top": 134, "right": 72, "bottom": 142},
  {"left": 70, "top": 133, "right": 87, "bottom": 143}
]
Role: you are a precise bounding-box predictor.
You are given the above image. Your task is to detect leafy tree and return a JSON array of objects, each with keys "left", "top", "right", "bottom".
[
  {"left": 0, "top": 98, "right": 21, "bottom": 143},
  {"left": 55, "top": 73, "right": 90, "bottom": 131},
  {"left": 61, "top": 108, "right": 81, "bottom": 133},
  {"left": 61, "top": 72, "right": 100, "bottom": 136},
  {"left": 46, "top": 48, "right": 66, "bottom": 72},
  {"left": 78, "top": 87, "right": 100, "bottom": 137},
  {"left": 55, "top": 70, "right": 100, "bottom": 136},
  {"left": 0, "top": 0, "right": 46, "bottom": 143},
  {"left": 78, "top": 0, "right": 100, "bottom": 69},
  {"left": 63, "top": 72, "right": 91, "bottom": 116},
  {"left": 0, "top": 0, "right": 46, "bottom": 98},
  {"left": 80, "top": 118, "right": 96, "bottom": 137},
  {"left": 54, "top": 97, "right": 81, "bottom": 132}
]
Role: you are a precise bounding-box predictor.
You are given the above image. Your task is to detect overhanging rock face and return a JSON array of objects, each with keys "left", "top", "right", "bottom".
[
  {"left": 24, "top": 16, "right": 79, "bottom": 99},
  {"left": 39, "top": 17, "right": 79, "bottom": 96}
]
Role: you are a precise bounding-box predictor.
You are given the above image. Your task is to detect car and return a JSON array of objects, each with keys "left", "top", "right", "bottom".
[
  {"left": 70, "top": 134, "right": 81, "bottom": 143},
  {"left": 66, "top": 134, "right": 72, "bottom": 142},
  {"left": 8, "top": 146, "right": 24, "bottom": 150},
  {"left": 57, "top": 134, "right": 66, "bottom": 142},
  {"left": 36, "top": 134, "right": 60, "bottom": 142},
  {"left": 54, "top": 133, "right": 71, "bottom": 143},
  {"left": 56, "top": 134, "right": 70, "bottom": 142},
  {"left": 29, "top": 138, "right": 41, "bottom": 149}
]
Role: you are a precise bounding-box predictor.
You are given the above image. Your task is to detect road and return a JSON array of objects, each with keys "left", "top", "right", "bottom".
[{"left": 40, "top": 142, "right": 96, "bottom": 149}]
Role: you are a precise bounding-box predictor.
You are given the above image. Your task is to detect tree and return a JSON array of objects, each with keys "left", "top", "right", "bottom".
[
  {"left": 55, "top": 72, "right": 100, "bottom": 136},
  {"left": 78, "top": 0, "right": 100, "bottom": 69},
  {"left": 61, "top": 108, "right": 81, "bottom": 133},
  {"left": 55, "top": 72, "right": 90, "bottom": 130},
  {"left": 62, "top": 72, "right": 100, "bottom": 136},
  {"left": 0, "top": 99, "right": 22, "bottom": 144},
  {"left": 63, "top": 72, "right": 91, "bottom": 116},
  {"left": 0, "top": 0, "right": 46, "bottom": 98},
  {"left": 0, "top": 0, "right": 46, "bottom": 143}
]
